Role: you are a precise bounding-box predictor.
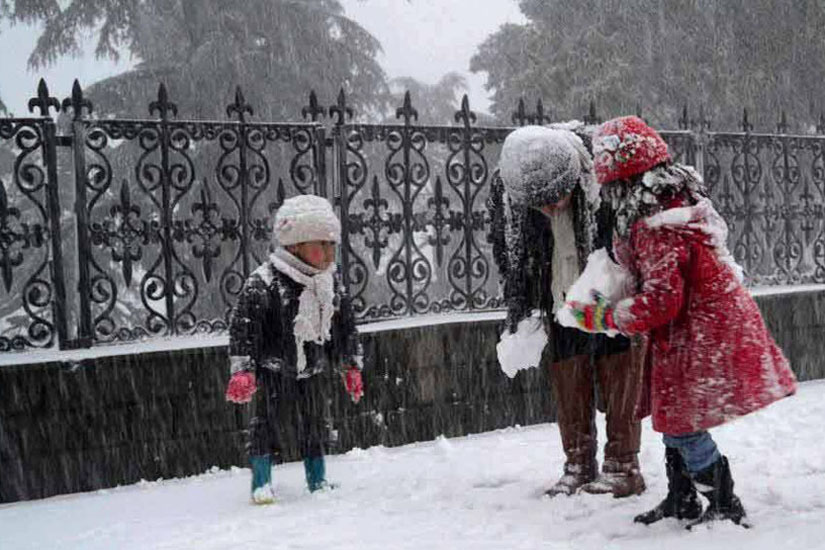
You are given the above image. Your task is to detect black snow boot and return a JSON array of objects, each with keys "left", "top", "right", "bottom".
[
  {"left": 686, "top": 456, "right": 750, "bottom": 530},
  {"left": 634, "top": 447, "right": 702, "bottom": 525}
]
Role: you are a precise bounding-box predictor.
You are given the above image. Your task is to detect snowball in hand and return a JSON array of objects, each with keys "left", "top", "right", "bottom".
[
  {"left": 556, "top": 248, "right": 633, "bottom": 336},
  {"left": 496, "top": 314, "right": 548, "bottom": 378}
]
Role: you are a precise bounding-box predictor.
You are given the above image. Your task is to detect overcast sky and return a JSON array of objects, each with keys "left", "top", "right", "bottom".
[{"left": 0, "top": 0, "right": 525, "bottom": 117}]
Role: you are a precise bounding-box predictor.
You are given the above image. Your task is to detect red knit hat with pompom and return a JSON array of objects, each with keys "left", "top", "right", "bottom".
[{"left": 593, "top": 116, "right": 671, "bottom": 185}]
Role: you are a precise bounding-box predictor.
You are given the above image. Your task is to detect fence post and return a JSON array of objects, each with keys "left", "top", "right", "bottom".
[
  {"left": 397, "top": 91, "right": 419, "bottom": 315},
  {"left": 149, "top": 84, "right": 178, "bottom": 335},
  {"left": 455, "top": 95, "right": 477, "bottom": 310},
  {"left": 329, "top": 89, "right": 354, "bottom": 292},
  {"left": 227, "top": 86, "right": 253, "bottom": 280},
  {"left": 695, "top": 105, "right": 710, "bottom": 177},
  {"left": 302, "top": 90, "right": 328, "bottom": 200},
  {"left": 28, "top": 79, "right": 70, "bottom": 349},
  {"left": 43, "top": 120, "right": 70, "bottom": 349},
  {"left": 314, "top": 126, "right": 328, "bottom": 199},
  {"left": 63, "top": 80, "right": 94, "bottom": 347}
]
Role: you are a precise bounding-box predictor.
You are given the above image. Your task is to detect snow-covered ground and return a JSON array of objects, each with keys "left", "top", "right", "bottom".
[{"left": 3, "top": 380, "right": 825, "bottom": 550}]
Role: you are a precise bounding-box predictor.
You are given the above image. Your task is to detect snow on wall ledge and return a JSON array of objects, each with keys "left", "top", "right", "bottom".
[{"left": 1, "top": 286, "right": 824, "bottom": 503}]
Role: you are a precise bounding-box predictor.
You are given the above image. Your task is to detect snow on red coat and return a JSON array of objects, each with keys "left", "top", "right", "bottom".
[{"left": 613, "top": 217, "right": 797, "bottom": 435}]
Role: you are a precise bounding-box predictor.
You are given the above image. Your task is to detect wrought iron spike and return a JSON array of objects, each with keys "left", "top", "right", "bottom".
[
  {"left": 396, "top": 91, "right": 418, "bottom": 125},
  {"left": 741, "top": 107, "right": 753, "bottom": 133},
  {"left": 149, "top": 83, "right": 179, "bottom": 120},
  {"left": 227, "top": 86, "right": 254, "bottom": 121},
  {"left": 0, "top": 177, "right": 7, "bottom": 214},
  {"left": 198, "top": 185, "right": 211, "bottom": 212},
  {"left": 329, "top": 88, "right": 354, "bottom": 126},
  {"left": 301, "top": 90, "right": 326, "bottom": 121},
  {"left": 511, "top": 97, "right": 528, "bottom": 126},
  {"left": 431, "top": 175, "right": 448, "bottom": 267},
  {"left": 0, "top": 174, "right": 14, "bottom": 292},
  {"left": 777, "top": 111, "right": 788, "bottom": 134},
  {"left": 535, "top": 98, "right": 547, "bottom": 124},
  {"left": 434, "top": 174, "right": 444, "bottom": 202},
  {"left": 119, "top": 178, "right": 131, "bottom": 209},
  {"left": 276, "top": 178, "right": 286, "bottom": 207},
  {"left": 454, "top": 94, "right": 476, "bottom": 128},
  {"left": 365, "top": 175, "right": 388, "bottom": 269},
  {"left": 61, "top": 80, "right": 94, "bottom": 120},
  {"left": 28, "top": 78, "right": 60, "bottom": 117},
  {"left": 583, "top": 100, "right": 600, "bottom": 125},
  {"left": 678, "top": 103, "right": 689, "bottom": 130},
  {"left": 113, "top": 179, "right": 135, "bottom": 287},
  {"left": 698, "top": 104, "right": 710, "bottom": 131},
  {"left": 635, "top": 102, "right": 648, "bottom": 125}
]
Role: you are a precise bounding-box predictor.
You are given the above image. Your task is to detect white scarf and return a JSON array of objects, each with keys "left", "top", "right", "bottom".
[
  {"left": 269, "top": 247, "right": 336, "bottom": 374},
  {"left": 547, "top": 207, "right": 581, "bottom": 314}
]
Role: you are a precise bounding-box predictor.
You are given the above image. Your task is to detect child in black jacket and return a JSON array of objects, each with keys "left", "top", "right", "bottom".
[{"left": 225, "top": 194, "right": 363, "bottom": 504}]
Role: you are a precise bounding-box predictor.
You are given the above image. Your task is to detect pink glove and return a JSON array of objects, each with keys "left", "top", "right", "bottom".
[
  {"left": 225, "top": 371, "right": 257, "bottom": 404},
  {"left": 344, "top": 366, "right": 363, "bottom": 404}
]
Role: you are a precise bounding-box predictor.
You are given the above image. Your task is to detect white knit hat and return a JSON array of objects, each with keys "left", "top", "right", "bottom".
[{"left": 273, "top": 194, "right": 341, "bottom": 246}]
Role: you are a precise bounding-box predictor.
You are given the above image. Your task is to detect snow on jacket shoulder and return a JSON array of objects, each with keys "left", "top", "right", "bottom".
[
  {"left": 613, "top": 218, "right": 797, "bottom": 434},
  {"left": 228, "top": 263, "right": 362, "bottom": 378}
]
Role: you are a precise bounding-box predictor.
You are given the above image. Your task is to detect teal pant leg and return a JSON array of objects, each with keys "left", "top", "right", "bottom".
[
  {"left": 251, "top": 454, "right": 272, "bottom": 493},
  {"left": 304, "top": 456, "right": 326, "bottom": 492}
]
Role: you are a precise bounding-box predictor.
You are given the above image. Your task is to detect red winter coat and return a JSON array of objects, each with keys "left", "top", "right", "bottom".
[{"left": 613, "top": 214, "right": 797, "bottom": 435}]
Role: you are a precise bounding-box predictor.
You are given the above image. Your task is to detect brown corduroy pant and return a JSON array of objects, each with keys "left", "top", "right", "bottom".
[{"left": 548, "top": 344, "right": 645, "bottom": 469}]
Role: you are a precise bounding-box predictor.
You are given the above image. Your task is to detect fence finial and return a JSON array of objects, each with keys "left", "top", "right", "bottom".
[
  {"left": 227, "top": 86, "right": 254, "bottom": 122},
  {"left": 302, "top": 90, "right": 326, "bottom": 122},
  {"left": 535, "top": 98, "right": 548, "bottom": 125},
  {"left": 777, "top": 111, "right": 788, "bottom": 134},
  {"left": 329, "top": 88, "right": 354, "bottom": 126},
  {"left": 583, "top": 100, "right": 600, "bottom": 125},
  {"left": 741, "top": 107, "right": 753, "bottom": 133},
  {"left": 149, "top": 83, "right": 178, "bottom": 120},
  {"left": 678, "top": 103, "right": 690, "bottom": 130},
  {"left": 396, "top": 91, "right": 418, "bottom": 125},
  {"left": 698, "top": 105, "right": 711, "bottom": 131},
  {"left": 28, "top": 78, "right": 60, "bottom": 117},
  {"left": 61, "top": 80, "right": 93, "bottom": 120},
  {"left": 454, "top": 94, "right": 476, "bottom": 128},
  {"left": 511, "top": 97, "right": 528, "bottom": 126}
]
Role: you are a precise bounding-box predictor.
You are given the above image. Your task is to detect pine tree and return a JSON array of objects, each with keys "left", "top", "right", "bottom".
[
  {"left": 2, "top": 0, "right": 390, "bottom": 119},
  {"left": 471, "top": 0, "right": 825, "bottom": 131}
]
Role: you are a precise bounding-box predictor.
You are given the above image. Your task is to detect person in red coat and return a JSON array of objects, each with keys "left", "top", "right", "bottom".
[{"left": 567, "top": 116, "right": 797, "bottom": 528}]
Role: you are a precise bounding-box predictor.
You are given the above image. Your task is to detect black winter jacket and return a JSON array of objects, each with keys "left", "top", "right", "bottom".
[{"left": 228, "top": 261, "right": 362, "bottom": 379}]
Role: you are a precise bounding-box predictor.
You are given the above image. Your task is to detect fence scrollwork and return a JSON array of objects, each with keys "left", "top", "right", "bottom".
[{"left": 2, "top": 79, "right": 825, "bottom": 351}]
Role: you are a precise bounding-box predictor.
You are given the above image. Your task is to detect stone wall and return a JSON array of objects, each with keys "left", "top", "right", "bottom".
[{"left": 2, "top": 289, "right": 824, "bottom": 503}]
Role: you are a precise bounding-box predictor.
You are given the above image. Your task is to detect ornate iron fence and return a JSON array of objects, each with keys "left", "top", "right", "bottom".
[{"left": 2, "top": 80, "right": 825, "bottom": 351}]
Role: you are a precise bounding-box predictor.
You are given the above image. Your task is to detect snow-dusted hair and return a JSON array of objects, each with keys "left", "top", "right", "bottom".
[{"left": 605, "top": 163, "right": 709, "bottom": 237}]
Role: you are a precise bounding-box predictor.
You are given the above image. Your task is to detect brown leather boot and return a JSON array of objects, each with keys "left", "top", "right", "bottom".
[
  {"left": 581, "top": 457, "right": 646, "bottom": 497},
  {"left": 581, "top": 347, "right": 646, "bottom": 498},
  {"left": 545, "top": 354, "right": 598, "bottom": 497},
  {"left": 545, "top": 460, "right": 599, "bottom": 497}
]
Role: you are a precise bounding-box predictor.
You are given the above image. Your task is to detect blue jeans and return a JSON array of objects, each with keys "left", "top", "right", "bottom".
[{"left": 662, "top": 431, "right": 721, "bottom": 474}]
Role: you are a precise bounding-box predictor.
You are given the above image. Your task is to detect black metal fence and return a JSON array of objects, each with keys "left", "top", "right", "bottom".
[{"left": 2, "top": 79, "right": 825, "bottom": 351}]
